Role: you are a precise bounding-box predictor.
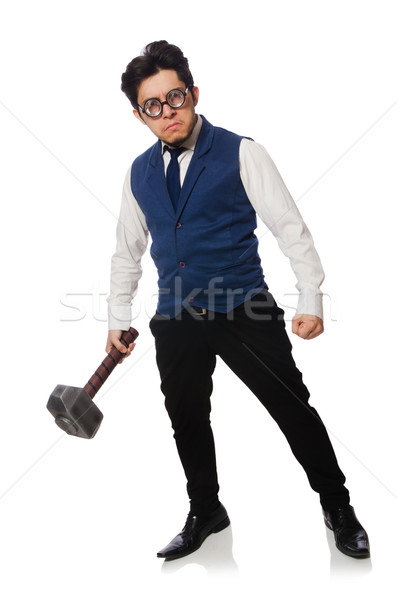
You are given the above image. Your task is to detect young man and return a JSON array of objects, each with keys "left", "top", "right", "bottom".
[{"left": 106, "top": 41, "right": 370, "bottom": 561}]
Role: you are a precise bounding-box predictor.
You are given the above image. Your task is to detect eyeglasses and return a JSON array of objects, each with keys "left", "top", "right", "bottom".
[{"left": 138, "top": 87, "right": 190, "bottom": 118}]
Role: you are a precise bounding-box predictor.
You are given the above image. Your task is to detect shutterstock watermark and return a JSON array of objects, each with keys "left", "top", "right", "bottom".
[
  {"left": 59, "top": 283, "right": 158, "bottom": 322},
  {"left": 277, "top": 292, "right": 338, "bottom": 322},
  {"left": 59, "top": 279, "right": 338, "bottom": 323}
]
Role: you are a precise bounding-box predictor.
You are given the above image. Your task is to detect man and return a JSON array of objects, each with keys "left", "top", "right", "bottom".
[{"left": 106, "top": 41, "right": 370, "bottom": 561}]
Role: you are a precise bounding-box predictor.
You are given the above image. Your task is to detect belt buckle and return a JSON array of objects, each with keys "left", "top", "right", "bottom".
[{"left": 190, "top": 305, "right": 207, "bottom": 316}]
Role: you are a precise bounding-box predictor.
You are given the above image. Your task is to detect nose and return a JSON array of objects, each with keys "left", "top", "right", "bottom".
[{"left": 162, "top": 102, "right": 177, "bottom": 118}]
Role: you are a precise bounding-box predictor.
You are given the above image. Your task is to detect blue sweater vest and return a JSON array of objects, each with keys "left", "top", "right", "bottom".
[{"left": 130, "top": 115, "right": 267, "bottom": 318}]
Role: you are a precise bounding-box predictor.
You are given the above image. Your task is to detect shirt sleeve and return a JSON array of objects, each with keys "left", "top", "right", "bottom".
[
  {"left": 107, "top": 166, "right": 149, "bottom": 330},
  {"left": 239, "top": 138, "right": 325, "bottom": 320}
]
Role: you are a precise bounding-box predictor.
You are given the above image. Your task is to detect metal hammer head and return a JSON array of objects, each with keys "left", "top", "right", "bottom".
[{"left": 47, "top": 384, "right": 104, "bottom": 439}]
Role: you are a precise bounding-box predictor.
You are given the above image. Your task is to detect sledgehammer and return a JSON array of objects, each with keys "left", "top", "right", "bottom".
[{"left": 46, "top": 327, "right": 139, "bottom": 439}]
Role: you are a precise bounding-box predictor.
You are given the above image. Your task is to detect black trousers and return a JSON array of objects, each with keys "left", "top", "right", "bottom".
[{"left": 149, "top": 289, "right": 350, "bottom": 514}]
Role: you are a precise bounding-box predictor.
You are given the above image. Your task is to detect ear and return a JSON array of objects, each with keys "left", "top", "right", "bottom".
[
  {"left": 133, "top": 108, "right": 146, "bottom": 124},
  {"left": 191, "top": 86, "right": 199, "bottom": 107}
]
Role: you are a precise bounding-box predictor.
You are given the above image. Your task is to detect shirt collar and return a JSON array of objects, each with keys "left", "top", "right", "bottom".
[{"left": 161, "top": 114, "right": 203, "bottom": 154}]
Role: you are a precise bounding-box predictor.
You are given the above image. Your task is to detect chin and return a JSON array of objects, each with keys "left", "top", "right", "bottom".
[
  {"left": 163, "top": 132, "right": 188, "bottom": 147},
  {"left": 162, "top": 115, "right": 197, "bottom": 147}
]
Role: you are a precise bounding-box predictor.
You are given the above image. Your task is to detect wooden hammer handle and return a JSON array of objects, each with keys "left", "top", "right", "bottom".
[{"left": 83, "top": 327, "right": 139, "bottom": 399}]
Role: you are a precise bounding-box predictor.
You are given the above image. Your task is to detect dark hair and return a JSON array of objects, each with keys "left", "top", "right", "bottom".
[{"left": 121, "top": 40, "right": 194, "bottom": 110}]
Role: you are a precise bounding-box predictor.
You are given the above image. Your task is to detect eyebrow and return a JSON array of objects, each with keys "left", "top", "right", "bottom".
[{"left": 141, "top": 87, "right": 185, "bottom": 105}]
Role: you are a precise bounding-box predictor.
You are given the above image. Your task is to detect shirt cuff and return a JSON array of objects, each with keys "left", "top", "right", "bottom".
[
  {"left": 296, "top": 288, "right": 324, "bottom": 321},
  {"left": 108, "top": 304, "right": 131, "bottom": 331}
]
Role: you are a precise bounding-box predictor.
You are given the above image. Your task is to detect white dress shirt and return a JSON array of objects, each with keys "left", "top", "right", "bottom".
[{"left": 107, "top": 115, "right": 325, "bottom": 330}]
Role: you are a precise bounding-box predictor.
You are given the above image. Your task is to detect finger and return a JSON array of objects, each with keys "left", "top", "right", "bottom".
[
  {"left": 303, "top": 329, "right": 315, "bottom": 340},
  {"left": 304, "top": 323, "right": 323, "bottom": 340},
  {"left": 310, "top": 325, "right": 324, "bottom": 339},
  {"left": 292, "top": 318, "right": 305, "bottom": 335},
  {"left": 115, "top": 340, "right": 128, "bottom": 353},
  {"left": 299, "top": 329, "right": 312, "bottom": 339},
  {"left": 298, "top": 323, "right": 315, "bottom": 339},
  {"left": 118, "top": 342, "right": 136, "bottom": 363},
  {"left": 121, "top": 342, "right": 135, "bottom": 356}
]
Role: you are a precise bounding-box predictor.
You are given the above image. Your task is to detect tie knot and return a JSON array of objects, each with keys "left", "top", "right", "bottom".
[{"left": 165, "top": 146, "right": 186, "bottom": 160}]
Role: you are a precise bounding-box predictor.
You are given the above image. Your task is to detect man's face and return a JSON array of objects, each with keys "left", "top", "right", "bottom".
[{"left": 133, "top": 69, "right": 199, "bottom": 147}]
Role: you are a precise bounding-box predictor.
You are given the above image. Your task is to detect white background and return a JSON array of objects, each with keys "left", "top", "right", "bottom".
[{"left": 0, "top": 1, "right": 396, "bottom": 598}]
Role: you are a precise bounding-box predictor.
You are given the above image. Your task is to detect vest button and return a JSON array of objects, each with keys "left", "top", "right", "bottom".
[
  {"left": 176, "top": 222, "right": 182, "bottom": 229},
  {"left": 179, "top": 261, "right": 186, "bottom": 268}
]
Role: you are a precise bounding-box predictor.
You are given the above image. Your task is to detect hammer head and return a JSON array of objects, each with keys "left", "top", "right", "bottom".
[{"left": 47, "top": 385, "right": 103, "bottom": 439}]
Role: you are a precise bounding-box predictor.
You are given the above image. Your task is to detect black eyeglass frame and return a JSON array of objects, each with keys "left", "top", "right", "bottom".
[{"left": 138, "top": 87, "right": 191, "bottom": 118}]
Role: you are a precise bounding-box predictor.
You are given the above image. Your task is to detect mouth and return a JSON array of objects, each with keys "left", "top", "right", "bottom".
[{"left": 165, "top": 122, "right": 182, "bottom": 132}]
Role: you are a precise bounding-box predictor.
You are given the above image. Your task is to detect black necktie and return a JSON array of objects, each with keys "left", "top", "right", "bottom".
[{"left": 165, "top": 146, "right": 185, "bottom": 211}]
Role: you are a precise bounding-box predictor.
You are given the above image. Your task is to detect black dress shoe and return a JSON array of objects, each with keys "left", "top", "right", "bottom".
[
  {"left": 323, "top": 505, "right": 370, "bottom": 558},
  {"left": 157, "top": 503, "right": 230, "bottom": 560}
]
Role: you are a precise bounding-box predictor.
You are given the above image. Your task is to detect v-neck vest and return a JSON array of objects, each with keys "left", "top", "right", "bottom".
[{"left": 130, "top": 116, "right": 266, "bottom": 318}]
